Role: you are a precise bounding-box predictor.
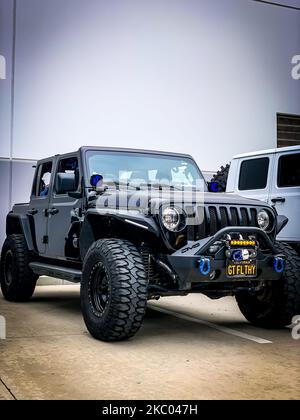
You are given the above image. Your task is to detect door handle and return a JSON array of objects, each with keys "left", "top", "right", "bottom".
[
  {"left": 48, "top": 208, "right": 59, "bottom": 216},
  {"left": 27, "top": 208, "right": 38, "bottom": 216},
  {"left": 45, "top": 208, "right": 59, "bottom": 216},
  {"left": 271, "top": 197, "right": 286, "bottom": 204}
]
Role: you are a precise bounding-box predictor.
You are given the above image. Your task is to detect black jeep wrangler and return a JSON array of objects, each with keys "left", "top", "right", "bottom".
[{"left": 1, "top": 147, "right": 300, "bottom": 341}]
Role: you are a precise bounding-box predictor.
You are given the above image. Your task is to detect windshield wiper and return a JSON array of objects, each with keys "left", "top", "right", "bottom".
[
  {"left": 102, "top": 181, "right": 199, "bottom": 192},
  {"left": 146, "top": 183, "right": 199, "bottom": 191}
]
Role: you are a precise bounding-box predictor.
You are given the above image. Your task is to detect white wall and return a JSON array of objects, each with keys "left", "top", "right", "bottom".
[
  {"left": 0, "top": 0, "right": 14, "bottom": 158},
  {"left": 1, "top": 0, "right": 297, "bottom": 171}
]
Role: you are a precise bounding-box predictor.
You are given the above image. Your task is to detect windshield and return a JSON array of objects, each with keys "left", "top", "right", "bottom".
[{"left": 86, "top": 151, "right": 206, "bottom": 190}]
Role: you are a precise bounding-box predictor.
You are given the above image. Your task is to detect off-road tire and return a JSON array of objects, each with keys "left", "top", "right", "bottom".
[
  {"left": 210, "top": 164, "right": 230, "bottom": 192},
  {"left": 236, "top": 242, "right": 300, "bottom": 328},
  {"left": 0, "top": 234, "right": 38, "bottom": 302},
  {"left": 81, "top": 239, "right": 148, "bottom": 342}
]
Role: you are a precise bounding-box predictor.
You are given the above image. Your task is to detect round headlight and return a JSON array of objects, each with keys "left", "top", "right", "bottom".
[
  {"left": 257, "top": 210, "right": 270, "bottom": 231},
  {"left": 162, "top": 207, "right": 181, "bottom": 231}
]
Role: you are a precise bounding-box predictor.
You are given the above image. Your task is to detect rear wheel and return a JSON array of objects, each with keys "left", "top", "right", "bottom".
[
  {"left": 0, "top": 234, "right": 38, "bottom": 301},
  {"left": 236, "top": 242, "right": 300, "bottom": 328},
  {"left": 81, "top": 239, "right": 148, "bottom": 341}
]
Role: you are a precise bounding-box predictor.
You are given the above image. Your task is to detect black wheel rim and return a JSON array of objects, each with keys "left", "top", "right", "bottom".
[
  {"left": 246, "top": 281, "right": 277, "bottom": 320},
  {"left": 4, "top": 250, "right": 13, "bottom": 287},
  {"left": 88, "top": 262, "right": 110, "bottom": 317}
]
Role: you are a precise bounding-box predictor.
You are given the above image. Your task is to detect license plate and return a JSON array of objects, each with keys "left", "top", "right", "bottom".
[{"left": 226, "top": 260, "right": 257, "bottom": 278}]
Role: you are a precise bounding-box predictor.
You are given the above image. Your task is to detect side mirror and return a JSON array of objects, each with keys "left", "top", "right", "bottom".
[
  {"left": 208, "top": 181, "right": 221, "bottom": 193},
  {"left": 56, "top": 173, "right": 76, "bottom": 195}
]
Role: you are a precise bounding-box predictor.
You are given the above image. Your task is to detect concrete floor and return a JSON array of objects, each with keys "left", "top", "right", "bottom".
[{"left": 0, "top": 285, "right": 299, "bottom": 400}]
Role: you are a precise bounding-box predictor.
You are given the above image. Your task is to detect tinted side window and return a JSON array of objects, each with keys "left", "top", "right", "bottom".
[
  {"left": 278, "top": 153, "right": 300, "bottom": 188},
  {"left": 33, "top": 162, "right": 53, "bottom": 197},
  {"left": 239, "top": 158, "right": 269, "bottom": 191}
]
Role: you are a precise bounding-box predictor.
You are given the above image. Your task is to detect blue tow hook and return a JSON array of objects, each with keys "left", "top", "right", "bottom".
[
  {"left": 199, "top": 258, "right": 211, "bottom": 276},
  {"left": 274, "top": 257, "right": 285, "bottom": 274}
]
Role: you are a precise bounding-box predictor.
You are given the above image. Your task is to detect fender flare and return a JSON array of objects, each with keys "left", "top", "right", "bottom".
[
  {"left": 79, "top": 209, "right": 161, "bottom": 260},
  {"left": 6, "top": 213, "right": 36, "bottom": 252}
]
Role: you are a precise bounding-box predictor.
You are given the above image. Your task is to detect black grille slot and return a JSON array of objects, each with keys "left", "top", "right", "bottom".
[
  {"left": 219, "top": 207, "right": 228, "bottom": 229},
  {"left": 208, "top": 206, "right": 218, "bottom": 235},
  {"left": 250, "top": 208, "right": 257, "bottom": 226},
  {"left": 230, "top": 207, "right": 238, "bottom": 226},
  {"left": 203, "top": 205, "right": 258, "bottom": 237},
  {"left": 240, "top": 208, "right": 248, "bottom": 226}
]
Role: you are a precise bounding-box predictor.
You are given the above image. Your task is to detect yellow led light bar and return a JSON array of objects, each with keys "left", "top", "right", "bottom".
[{"left": 230, "top": 240, "right": 256, "bottom": 246}]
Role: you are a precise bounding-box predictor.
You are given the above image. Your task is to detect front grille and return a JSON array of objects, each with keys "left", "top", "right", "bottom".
[{"left": 204, "top": 205, "right": 258, "bottom": 237}]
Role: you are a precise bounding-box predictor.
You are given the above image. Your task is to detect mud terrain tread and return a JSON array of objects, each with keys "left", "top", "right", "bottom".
[
  {"left": 236, "top": 242, "right": 300, "bottom": 328},
  {"left": 81, "top": 239, "right": 148, "bottom": 341},
  {"left": 0, "top": 234, "right": 38, "bottom": 302},
  {"left": 279, "top": 243, "right": 300, "bottom": 320}
]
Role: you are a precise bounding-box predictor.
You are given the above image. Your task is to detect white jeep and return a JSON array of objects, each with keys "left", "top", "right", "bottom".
[{"left": 211, "top": 145, "right": 300, "bottom": 254}]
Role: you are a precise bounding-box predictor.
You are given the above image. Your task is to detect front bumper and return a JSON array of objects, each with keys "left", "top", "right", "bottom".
[{"left": 167, "top": 227, "right": 285, "bottom": 290}]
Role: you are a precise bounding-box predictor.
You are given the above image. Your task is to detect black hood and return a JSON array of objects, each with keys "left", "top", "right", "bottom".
[{"left": 91, "top": 188, "right": 270, "bottom": 212}]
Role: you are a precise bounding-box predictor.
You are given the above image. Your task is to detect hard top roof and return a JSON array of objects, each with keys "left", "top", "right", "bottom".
[
  {"left": 39, "top": 146, "right": 194, "bottom": 162},
  {"left": 233, "top": 145, "right": 300, "bottom": 159}
]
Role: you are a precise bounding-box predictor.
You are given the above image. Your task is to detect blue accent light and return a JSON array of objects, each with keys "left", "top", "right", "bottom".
[
  {"left": 209, "top": 182, "right": 219, "bottom": 193},
  {"left": 274, "top": 257, "right": 285, "bottom": 274},
  {"left": 199, "top": 258, "right": 211, "bottom": 276},
  {"left": 90, "top": 174, "right": 103, "bottom": 187}
]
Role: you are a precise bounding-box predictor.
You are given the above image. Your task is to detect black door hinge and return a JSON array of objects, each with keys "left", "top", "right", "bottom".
[{"left": 42, "top": 236, "right": 49, "bottom": 244}]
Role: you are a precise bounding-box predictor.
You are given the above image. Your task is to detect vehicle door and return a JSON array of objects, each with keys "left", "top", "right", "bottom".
[
  {"left": 28, "top": 160, "right": 54, "bottom": 254},
  {"left": 270, "top": 150, "right": 300, "bottom": 242},
  {"left": 235, "top": 154, "right": 274, "bottom": 203},
  {"left": 46, "top": 154, "right": 82, "bottom": 259}
]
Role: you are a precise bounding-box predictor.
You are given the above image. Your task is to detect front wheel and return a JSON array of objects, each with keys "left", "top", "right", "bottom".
[
  {"left": 236, "top": 242, "right": 300, "bottom": 328},
  {"left": 80, "top": 239, "right": 148, "bottom": 342}
]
